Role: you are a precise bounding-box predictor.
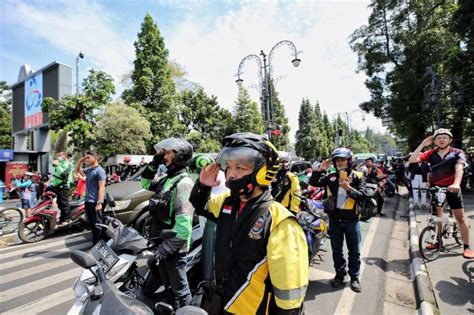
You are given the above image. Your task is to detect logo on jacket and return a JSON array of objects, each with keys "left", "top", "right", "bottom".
[
  {"left": 222, "top": 205, "right": 232, "bottom": 215},
  {"left": 329, "top": 175, "right": 337, "bottom": 182},
  {"left": 248, "top": 216, "right": 265, "bottom": 240}
]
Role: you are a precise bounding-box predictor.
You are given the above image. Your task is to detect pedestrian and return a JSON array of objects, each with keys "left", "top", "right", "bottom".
[
  {"left": 409, "top": 128, "right": 473, "bottom": 259},
  {"left": 190, "top": 133, "right": 308, "bottom": 314},
  {"left": 271, "top": 152, "right": 301, "bottom": 214},
  {"left": 14, "top": 172, "right": 37, "bottom": 217},
  {"left": 51, "top": 151, "right": 73, "bottom": 224},
  {"left": 141, "top": 138, "right": 195, "bottom": 308},
  {"left": 72, "top": 172, "right": 86, "bottom": 200},
  {"left": 75, "top": 151, "right": 106, "bottom": 245},
  {"left": 365, "top": 157, "right": 386, "bottom": 216},
  {"left": 309, "top": 148, "right": 366, "bottom": 292},
  {"left": 407, "top": 161, "right": 431, "bottom": 209}
]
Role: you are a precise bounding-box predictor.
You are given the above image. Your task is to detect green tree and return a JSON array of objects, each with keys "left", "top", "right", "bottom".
[
  {"left": 186, "top": 131, "right": 221, "bottom": 153},
  {"left": 0, "top": 81, "right": 12, "bottom": 148},
  {"left": 95, "top": 101, "right": 152, "bottom": 158},
  {"left": 232, "top": 88, "right": 264, "bottom": 134},
  {"left": 295, "top": 99, "right": 318, "bottom": 160},
  {"left": 122, "top": 13, "right": 182, "bottom": 148},
  {"left": 321, "top": 112, "right": 335, "bottom": 156},
  {"left": 269, "top": 82, "right": 290, "bottom": 151},
  {"left": 42, "top": 69, "right": 115, "bottom": 152}
]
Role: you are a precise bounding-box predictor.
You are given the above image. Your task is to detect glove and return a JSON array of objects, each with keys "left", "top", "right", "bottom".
[
  {"left": 149, "top": 151, "right": 165, "bottom": 169},
  {"left": 147, "top": 246, "right": 170, "bottom": 267}
]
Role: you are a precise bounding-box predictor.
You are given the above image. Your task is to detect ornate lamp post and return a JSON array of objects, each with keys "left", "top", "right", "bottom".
[{"left": 235, "top": 40, "right": 301, "bottom": 138}]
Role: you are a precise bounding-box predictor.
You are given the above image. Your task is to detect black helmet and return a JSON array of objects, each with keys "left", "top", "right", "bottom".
[
  {"left": 189, "top": 154, "right": 213, "bottom": 173},
  {"left": 331, "top": 148, "right": 353, "bottom": 167},
  {"left": 154, "top": 138, "right": 193, "bottom": 167},
  {"left": 218, "top": 132, "right": 280, "bottom": 187}
]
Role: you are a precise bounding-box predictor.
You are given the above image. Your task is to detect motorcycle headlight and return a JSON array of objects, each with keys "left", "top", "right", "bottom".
[
  {"left": 105, "top": 199, "right": 131, "bottom": 211},
  {"left": 73, "top": 279, "right": 91, "bottom": 299}
]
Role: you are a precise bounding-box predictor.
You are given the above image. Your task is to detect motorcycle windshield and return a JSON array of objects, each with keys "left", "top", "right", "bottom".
[{"left": 117, "top": 227, "right": 147, "bottom": 250}]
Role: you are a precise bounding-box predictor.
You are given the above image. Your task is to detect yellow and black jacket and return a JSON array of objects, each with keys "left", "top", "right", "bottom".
[
  {"left": 309, "top": 169, "right": 366, "bottom": 222},
  {"left": 271, "top": 171, "right": 301, "bottom": 214},
  {"left": 190, "top": 184, "right": 308, "bottom": 314}
]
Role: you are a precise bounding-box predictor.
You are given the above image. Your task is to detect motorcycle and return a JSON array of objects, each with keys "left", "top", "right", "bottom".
[
  {"left": 359, "top": 183, "right": 378, "bottom": 221},
  {"left": 300, "top": 186, "right": 325, "bottom": 201},
  {"left": 295, "top": 194, "right": 329, "bottom": 265},
  {"left": 379, "top": 174, "right": 396, "bottom": 198},
  {"left": 68, "top": 249, "right": 154, "bottom": 315},
  {"left": 17, "top": 190, "right": 87, "bottom": 243},
  {"left": 69, "top": 193, "right": 204, "bottom": 314}
]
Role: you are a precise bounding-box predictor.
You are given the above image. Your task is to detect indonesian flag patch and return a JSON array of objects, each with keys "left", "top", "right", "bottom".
[{"left": 222, "top": 205, "right": 232, "bottom": 215}]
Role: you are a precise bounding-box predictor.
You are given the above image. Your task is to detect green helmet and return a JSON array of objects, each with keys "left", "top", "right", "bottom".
[{"left": 189, "top": 154, "right": 213, "bottom": 173}]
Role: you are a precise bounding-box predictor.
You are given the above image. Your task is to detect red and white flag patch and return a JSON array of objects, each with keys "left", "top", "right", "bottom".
[{"left": 222, "top": 205, "right": 232, "bottom": 214}]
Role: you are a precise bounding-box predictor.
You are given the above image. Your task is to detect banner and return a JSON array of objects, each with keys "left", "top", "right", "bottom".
[{"left": 24, "top": 72, "right": 43, "bottom": 129}]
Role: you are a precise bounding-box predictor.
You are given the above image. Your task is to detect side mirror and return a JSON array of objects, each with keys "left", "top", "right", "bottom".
[
  {"left": 70, "top": 250, "right": 97, "bottom": 269},
  {"left": 106, "top": 192, "right": 115, "bottom": 208}
]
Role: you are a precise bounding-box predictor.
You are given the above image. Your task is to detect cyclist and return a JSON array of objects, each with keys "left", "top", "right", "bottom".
[
  {"left": 271, "top": 152, "right": 301, "bottom": 214},
  {"left": 309, "top": 148, "right": 366, "bottom": 292},
  {"left": 190, "top": 132, "right": 308, "bottom": 314},
  {"left": 141, "top": 138, "right": 195, "bottom": 308},
  {"left": 409, "top": 128, "right": 473, "bottom": 259}
]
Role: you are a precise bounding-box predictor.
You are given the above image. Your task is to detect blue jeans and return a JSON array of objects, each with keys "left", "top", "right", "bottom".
[
  {"left": 329, "top": 219, "right": 361, "bottom": 279},
  {"left": 158, "top": 251, "right": 192, "bottom": 308}
]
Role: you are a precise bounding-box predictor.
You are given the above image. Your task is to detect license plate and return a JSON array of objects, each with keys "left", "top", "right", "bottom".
[{"left": 89, "top": 240, "right": 119, "bottom": 273}]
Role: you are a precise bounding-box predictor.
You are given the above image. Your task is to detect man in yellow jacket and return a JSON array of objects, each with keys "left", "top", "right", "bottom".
[
  {"left": 190, "top": 133, "right": 308, "bottom": 314},
  {"left": 271, "top": 153, "right": 301, "bottom": 213}
]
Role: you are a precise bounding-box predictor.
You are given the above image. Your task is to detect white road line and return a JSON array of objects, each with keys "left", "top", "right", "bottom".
[
  {"left": 0, "top": 258, "right": 75, "bottom": 285},
  {"left": 0, "top": 267, "right": 80, "bottom": 303},
  {"left": 3, "top": 287, "right": 74, "bottom": 314},
  {"left": 0, "top": 234, "right": 89, "bottom": 258},
  {"left": 333, "top": 216, "right": 381, "bottom": 314},
  {"left": 309, "top": 267, "right": 335, "bottom": 282},
  {"left": 1, "top": 242, "right": 90, "bottom": 270}
]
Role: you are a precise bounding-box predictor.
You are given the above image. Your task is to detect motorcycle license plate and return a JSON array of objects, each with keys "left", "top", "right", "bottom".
[{"left": 89, "top": 240, "right": 119, "bottom": 273}]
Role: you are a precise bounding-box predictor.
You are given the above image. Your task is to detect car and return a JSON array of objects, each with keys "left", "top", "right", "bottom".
[{"left": 289, "top": 160, "right": 312, "bottom": 175}]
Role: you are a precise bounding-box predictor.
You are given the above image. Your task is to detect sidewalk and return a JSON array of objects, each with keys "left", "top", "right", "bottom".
[{"left": 413, "top": 189, "right": 474, "bottom": 314}]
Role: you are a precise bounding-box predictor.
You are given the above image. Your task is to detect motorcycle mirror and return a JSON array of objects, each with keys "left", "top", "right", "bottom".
[
  {"left": 70, "top": 250, "right": 97, "bottom": 269},
  {"left": 106, "top": 192, "right": 116, "bottom": 208}
]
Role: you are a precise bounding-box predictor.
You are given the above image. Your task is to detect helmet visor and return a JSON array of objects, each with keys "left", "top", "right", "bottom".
[{"left": 217, "top": 146, "right": 264, "bottom": 171}]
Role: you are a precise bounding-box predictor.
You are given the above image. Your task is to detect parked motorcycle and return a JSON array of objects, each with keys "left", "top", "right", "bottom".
[
  {"left": 295, "top": 194, "right": 329, "bottom": 265},
  {"left": 379, "top": 174, "right": 396, "bottom": 198},
  {"left": 17, "top": 190, "right": 87, "bottom": 243},
  {"left": 68, "top": 249, "right": 154, "bottom": 315},
  {"left": 359, "top": 183, "right": 378, "bottom": 221}
]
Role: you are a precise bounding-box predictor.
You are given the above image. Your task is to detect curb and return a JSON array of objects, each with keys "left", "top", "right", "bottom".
[{"left": 407, "top": 197, "right": 438, "bottom": 315}]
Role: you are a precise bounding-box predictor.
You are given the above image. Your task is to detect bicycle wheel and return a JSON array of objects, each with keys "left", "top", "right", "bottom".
[
  {"left": 0, "top": 208, "right": 24, "bottom": 235},
  {"left": 419, "top": 225, "right": 441, "bottom": 261},
  {"left": 452, "top": 223, "right": 462, "bottom": 246}
]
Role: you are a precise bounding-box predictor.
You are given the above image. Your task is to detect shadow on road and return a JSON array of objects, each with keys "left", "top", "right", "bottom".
[
  {"left": 305, "top": 279, "right": 346, "bottom": 302},
  {"left": 363, "top": 257, "right": 410, "bottom": 277},
  {"left": 435, "top": 276, "right": 474, "bottom": 309}
]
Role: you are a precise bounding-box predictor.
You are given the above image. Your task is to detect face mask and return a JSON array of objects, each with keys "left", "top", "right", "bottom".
[
  {"left": 57, "top": 156, "right": 64, "bottom": 162},
  {"left": 226, "top": 173, "right": 254, "bottom": 197}
]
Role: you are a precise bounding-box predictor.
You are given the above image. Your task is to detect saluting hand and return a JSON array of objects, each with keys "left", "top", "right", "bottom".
[
  {"left": 421, "top": 136, "right": 433, "bottom": 148},
  {"left": 199, "top": 162, "right": 221, "bottom": 187}
]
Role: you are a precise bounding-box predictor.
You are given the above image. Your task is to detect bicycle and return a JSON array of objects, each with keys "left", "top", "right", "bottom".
[
  {"left": 417, "top": 187, "right": 462, "bottom": 261},
  {"left": 0, "top": 207, "right": 24, "bottom": 236}
]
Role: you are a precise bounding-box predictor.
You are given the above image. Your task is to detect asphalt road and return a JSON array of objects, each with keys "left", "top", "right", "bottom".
[{"left": 0, "top": 196, "right": 416, "bottom": 314}]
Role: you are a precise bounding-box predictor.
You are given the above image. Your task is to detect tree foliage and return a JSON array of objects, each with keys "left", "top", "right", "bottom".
[
  {"left": 269, "top": 82, "right": 290, "bottom": 151},
  {"left": 95, "top": 101, "right": 152, "bottom": 158},
  {"left": 0, "top": 81, "right": 12, "bottom": 148},
  {"left": 122, "top": 13, "right": 182, "bottom": 148},
  {"left": 232, "top": 88, "right": 265, "bottom": 135}
]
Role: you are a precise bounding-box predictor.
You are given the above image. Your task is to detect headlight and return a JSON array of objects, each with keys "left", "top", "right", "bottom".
[
  {"left": 73, "top": 279, "right": 91, "bottom": 298},
  {"left": 105, "top": 199, "right": 131, "bottom": 211}
]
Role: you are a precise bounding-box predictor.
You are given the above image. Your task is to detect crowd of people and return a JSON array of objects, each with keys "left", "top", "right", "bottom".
[{"left": 6, "top": 127, "right": 473, "bottom": 314}]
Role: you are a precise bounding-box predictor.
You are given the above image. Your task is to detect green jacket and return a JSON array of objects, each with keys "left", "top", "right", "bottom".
[{"left": 52, "top": 160, "right": 73, "bottom": 188}]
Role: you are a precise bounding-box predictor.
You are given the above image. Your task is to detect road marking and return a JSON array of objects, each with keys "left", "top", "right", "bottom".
[
  {"left": 3, "top": 287, "right": 73, "bottom": 314},
  {"left": 0, "top": 234, "right": 88, "bottom": 258},
  {"left": 0, "top": 258, "right": 75, "bottom": 285},
  {"left": 0, "top": 267, "right": 80, "bottom": 303},
  {"left": 333, "top": 216, "right": 381, "bottom": 314},
  {"left": 309, "top": 267, "right": 334, "bottom": 282},
  {"left": 1, "top": 242, "right": 90, "bottom": 269}
]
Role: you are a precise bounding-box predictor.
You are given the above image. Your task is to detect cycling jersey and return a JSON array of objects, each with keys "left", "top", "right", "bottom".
[{"left": 419, "top": 148, "right": 466, "bottom": 186}]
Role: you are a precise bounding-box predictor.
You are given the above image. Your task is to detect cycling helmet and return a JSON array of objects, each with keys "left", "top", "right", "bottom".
[
  {"left": 433, "top": 128, "right": 453, "bottom": 139},
  {"left": 278, "top": 151, "right": 291, "bottom": 162},
  {"left": 218, "top": 132, "right": 280, "bottom": 187},
  {"left": 189, "top": 154, "right": 213, "bottom": 173},
  {"left": 154, "top": 138, "right": 193, "bottom": 167}
]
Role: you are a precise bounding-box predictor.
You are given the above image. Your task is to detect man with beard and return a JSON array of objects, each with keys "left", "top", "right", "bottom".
[
  {"left": 409, "top": 128, "right": 473, "bottom": 259},
  {"left": 271, "top": 153, "right": 301, "bottom": 213},
  {"left": 75, "top": 151, "right": 106, "bottom": 245},
  {"left": 190, "top": 133, "right": 308, "bottom": 314}
]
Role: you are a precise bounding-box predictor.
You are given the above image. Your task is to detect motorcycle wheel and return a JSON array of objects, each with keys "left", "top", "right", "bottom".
[
  {"left": 134, "top": 211, "right": 152, "bottom": 238},
  {"left": 18, "top": 218, "right": 49, "bottom": 243}
]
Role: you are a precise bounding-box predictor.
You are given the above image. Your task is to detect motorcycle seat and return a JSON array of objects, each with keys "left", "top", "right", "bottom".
[{"left": 70, "top": 199, "right": 85, "bottom": 207}]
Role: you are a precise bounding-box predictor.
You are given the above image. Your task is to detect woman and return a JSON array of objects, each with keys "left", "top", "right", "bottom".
[{"left": 14, "top": 172, "right": 37, "bottom": 217}]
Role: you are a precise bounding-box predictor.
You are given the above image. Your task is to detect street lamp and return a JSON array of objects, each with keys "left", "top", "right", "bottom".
[
  {"left": 345, "top": 109, "right": 366, "bottom": 146},
  {"left": 235, "top": 40, "right": 301, "bottom": 139},
  {"left": 76, "top": 51, "right": 85, "bottom": 95}
]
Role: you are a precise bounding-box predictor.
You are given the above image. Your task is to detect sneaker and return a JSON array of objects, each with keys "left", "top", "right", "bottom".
[
  {"left": 414, "top": 204, "right": 420, "bottom": 210},
  {"left": 350, "top": 278, "right": 362, "bottom": 293},
  {"left": 426, "top": 243, "right": 439, "bottom": 250},
  {"left": 463, "top": 248, "right": 474, "bottom": 259},
  {"left": 330, "top": 275, "right": 345, "bottom": 288},
  {"left": 378, "top": 212, "right": 386, "bottom": 217},
  {"left": 421, "top": 204, "right": 428, "bottom": 210}
]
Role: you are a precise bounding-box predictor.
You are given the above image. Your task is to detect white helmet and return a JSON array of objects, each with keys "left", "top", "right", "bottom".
[{"left": 433, "top": 128, "right": 453, "bottom": 139}]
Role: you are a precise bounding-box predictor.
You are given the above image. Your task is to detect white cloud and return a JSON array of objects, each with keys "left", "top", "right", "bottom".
[
  {"left": 2, "top": 0, "right": 134, "bottom": 84},
  {"left": 167, "top": 0, "right": 385, "bottom": 141}
]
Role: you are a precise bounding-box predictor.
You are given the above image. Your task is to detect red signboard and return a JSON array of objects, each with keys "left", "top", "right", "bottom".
[{"left": 5, "top": 162, "right": 29, "bottom": 189}]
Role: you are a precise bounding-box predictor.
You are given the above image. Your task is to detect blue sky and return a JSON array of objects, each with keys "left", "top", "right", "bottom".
[{"left": 0, "top": 0, "right": 384, "bottom": 139}]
